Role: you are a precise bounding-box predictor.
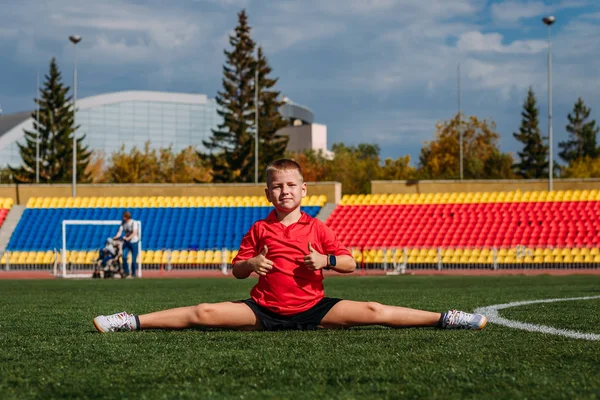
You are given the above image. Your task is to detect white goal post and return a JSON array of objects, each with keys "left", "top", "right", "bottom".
[{"left": 59, "top": 220, "right": 142, "bottom": 279}]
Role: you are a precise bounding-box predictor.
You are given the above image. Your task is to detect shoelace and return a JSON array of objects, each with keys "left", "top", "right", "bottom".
[
  {"left": 105, "top": 312, "right": 133, "bottom": 331},
  {"left": 446, "top": 310, "right": 472, "bottom": 328}
]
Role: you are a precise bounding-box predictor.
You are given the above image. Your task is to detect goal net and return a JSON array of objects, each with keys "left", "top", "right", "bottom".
[{"left": 56, "top": 220, "right": 142, "bottom": 279}]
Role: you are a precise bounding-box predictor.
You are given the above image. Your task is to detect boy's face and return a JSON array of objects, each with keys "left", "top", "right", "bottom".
[{"left": 265, "top": 169, "right": 307, "bottom": 212}]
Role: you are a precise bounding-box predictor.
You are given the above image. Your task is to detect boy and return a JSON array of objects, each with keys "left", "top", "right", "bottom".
[{"left": 94, "top": 159, "right": 487, "bottom": 333}]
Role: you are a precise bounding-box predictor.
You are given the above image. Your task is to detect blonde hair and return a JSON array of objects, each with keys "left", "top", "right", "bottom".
[{"left": 265, "top": 159, "right": 304, "bottom": 183}]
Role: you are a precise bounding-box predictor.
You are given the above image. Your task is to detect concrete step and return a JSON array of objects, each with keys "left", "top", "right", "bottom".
[
  {"left": 315, "top": 202, "right": 337, "bottom": 222},
  {"left": 0, "top": 205, "right": 25, "bottom": 252}
]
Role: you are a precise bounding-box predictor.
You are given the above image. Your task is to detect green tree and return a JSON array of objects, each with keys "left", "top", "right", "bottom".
[
  {"left": 512, "top": 87, "right": 548, "bottom": 179},
  {"left": 202, "top": 10, "right": 256, "bottom": 183},
  {"left": 558, "top": 97, "right": 599, "bottom": 164},
  {"left": 254, "top": 46, "right": 289, "bottom": 181},
  {"left": 9, "top": 57, "right": 91, "bottom": 183},
  {"left": 418, "top": 114, "right": 515, "bottom": 179}
]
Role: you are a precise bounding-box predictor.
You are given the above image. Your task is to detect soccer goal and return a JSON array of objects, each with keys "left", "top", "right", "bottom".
[{"left": 56, "top": 220, "right": 142, "bottom": 279}]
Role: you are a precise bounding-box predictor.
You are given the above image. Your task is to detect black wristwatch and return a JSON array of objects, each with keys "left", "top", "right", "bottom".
[{"left": 325, "top": 254, "right": 336, "bottom": 270}]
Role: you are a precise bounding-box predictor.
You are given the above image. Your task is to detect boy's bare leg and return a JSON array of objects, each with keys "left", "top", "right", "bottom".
[
  {"left": 139, "top": 302, "right": 262, "bottom": 331},
  {"left": 320, "top": 300, "right": 441, "bottom": 329}
]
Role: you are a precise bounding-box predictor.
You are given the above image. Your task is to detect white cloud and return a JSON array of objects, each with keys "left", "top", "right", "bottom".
[
  {"left": 491, "top": 0, "right": 590, "bottom": 23},
  {"left": 491, "top": 1, "right": 548, "bottom": 22},
  {"left": 457, "top": 31, "right": 546, "bottom": 54}
]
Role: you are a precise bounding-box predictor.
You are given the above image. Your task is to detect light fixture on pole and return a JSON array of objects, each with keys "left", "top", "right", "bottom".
[
  {"left": 69, "top": 35, "right": 81, "bottom": 197},
  {"left": 542, "top": 16, "right": 555, "bottom": 191}
]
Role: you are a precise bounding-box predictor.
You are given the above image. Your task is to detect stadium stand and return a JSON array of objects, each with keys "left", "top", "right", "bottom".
[
  {"left": 0, "top": 198, "right": 14, "bottom": 228},
  {"left": 1, "top": 195, "right": 326, "bottom": 269},
  {"left": 326, "top": 190, "right": 600, "bottom": 267}
]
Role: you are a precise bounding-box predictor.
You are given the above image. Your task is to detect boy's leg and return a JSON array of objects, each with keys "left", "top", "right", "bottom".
[
  {"left": 94, "top": 302, "right": 262, "bottom": 333},
  {"left": 319, "top": 300, "right": 442, "bottom": 329}
]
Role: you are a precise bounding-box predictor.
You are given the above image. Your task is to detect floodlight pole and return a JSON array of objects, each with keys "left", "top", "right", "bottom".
[
  {"left": 458, "top": 63, "right": 463, "bottom": 180},
  {"left": 69, "top": 35, "right": 82, "bottom": 197},
  {"left": 36, "top": 71, "right": 40, "bottom": 184},
  {"left": 543, "top": 16, "right": 555, "bottom": 191},
  {"left": 254, "top": 47, "right": 259, "bottom": 184}
]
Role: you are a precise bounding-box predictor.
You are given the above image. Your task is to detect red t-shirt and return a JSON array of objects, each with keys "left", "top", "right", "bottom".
[{"left": 232, "top": 210, "right": 352, "bottom": 315}]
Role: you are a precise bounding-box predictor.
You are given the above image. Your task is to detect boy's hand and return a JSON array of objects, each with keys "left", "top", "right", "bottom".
[
  {"left": 303, "top": 242, "right": 328, "bottom": 271},
  {"left": 251, "top": 245, "right": 273, "bottom": 276}
]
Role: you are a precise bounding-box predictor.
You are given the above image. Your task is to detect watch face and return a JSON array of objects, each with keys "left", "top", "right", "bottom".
[{"left": 329, "top": 255, "right": 337, "bottom": 266}]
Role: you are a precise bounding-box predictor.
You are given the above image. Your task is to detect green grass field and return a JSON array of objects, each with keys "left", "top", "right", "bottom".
[{"left": 1, "top": 276, "right": 599, "bottom": 399}]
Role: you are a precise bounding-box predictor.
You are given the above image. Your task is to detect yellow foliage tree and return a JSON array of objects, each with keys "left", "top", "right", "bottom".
[
  {"left": 418, "top": 114, "right": 515, "bottom": 179},
  {"left": 102, "top": 142, "right": 212, "bottom": 183},
  {"left": 561, "top": 156, "right": 600, "bottom": 178},
  {"left": 289, "top": 144, "right": 416, "bottom": 194}
]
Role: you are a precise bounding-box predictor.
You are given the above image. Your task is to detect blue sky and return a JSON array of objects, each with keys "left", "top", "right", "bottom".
[{"left": 1, "top": 0, "right": 599, "bottom": 164}]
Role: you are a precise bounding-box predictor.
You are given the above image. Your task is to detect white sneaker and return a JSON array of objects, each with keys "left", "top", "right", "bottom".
[
  {"left": 442, "top": 310, "right": 487, "bottom": 330},
  {"left": 93, "top": 311, "right": 136, "bottom": 333}
]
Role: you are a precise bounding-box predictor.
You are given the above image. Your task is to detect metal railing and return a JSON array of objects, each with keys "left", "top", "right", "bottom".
[{"left": 2, "top": 246, "right": 599, "bottom": 276}]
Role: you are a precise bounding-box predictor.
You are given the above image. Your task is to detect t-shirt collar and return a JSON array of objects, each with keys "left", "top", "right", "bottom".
[{"left": 265, "top": 209, "right": 310, "bottom": 225}]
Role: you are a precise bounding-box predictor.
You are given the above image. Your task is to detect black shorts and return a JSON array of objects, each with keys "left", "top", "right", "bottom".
[{"left": 241, "top": 297, "right": 342, "bottom": 331}]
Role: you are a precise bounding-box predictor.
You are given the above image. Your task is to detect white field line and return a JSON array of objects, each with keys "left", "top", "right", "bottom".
[{"left": 474, "top": 296, "right": 600, "bottom": 341}]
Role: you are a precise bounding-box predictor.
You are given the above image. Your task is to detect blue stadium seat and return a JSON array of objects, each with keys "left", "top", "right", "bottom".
[{"left": 7, "top": 205, "right": 322, "bottom": 251}]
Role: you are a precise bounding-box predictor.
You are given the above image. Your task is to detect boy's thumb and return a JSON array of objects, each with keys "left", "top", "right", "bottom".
[
  {"left": 308, "top": 241, "right": 314, "bottom": 252},
  {"left": 261, "top": 245, "right": 268, "bottom": 255}
]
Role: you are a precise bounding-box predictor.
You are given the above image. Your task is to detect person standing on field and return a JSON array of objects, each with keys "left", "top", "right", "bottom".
[{"left": 113, "top": 211, "right": 139, "bottom": 278}]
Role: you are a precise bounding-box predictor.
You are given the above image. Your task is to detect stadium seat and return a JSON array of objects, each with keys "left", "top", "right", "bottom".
[{"left": 6, "top": 196, "right": 324, "bottom": 254}]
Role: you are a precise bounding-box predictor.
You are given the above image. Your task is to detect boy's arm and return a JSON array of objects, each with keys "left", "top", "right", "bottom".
[
  {"left": 233, "top": 246, "right": 273, "bottom": 279},
  {"left": 232, "top": 224, "right": 273, "bottom": 279},
  {"left": 313, "top": 222, "right": 356, "bottom": 273},
  {"left": 304, "top": 243, "right": 356, "bottom": 273},
  {"left": 329, "top": 255, "right": 356, "bottom": 273},
  {"left": 113, "top": 226, "right": 123, "bottom": 240}
]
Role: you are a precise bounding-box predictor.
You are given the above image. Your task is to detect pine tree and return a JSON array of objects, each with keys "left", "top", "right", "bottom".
[
  {"left": 254, "top": 46, "right": 289, "bottom": 181},
  {"left": 202, "top": 10, "right": 256, "bottom": 183},
  {"left": 9, "top": 58, "right": 91, "bottom": 183},
  {"left": 512, "top": 87, "right": 549, "bottom": 179},
  {"left": 558, "top": 97, "right": 599, "bottom": 164}
]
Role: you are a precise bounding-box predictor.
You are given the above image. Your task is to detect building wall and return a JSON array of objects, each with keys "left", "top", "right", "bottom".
[
  {"left": 371, "top": 179, "right": 600, "bottom": 194},
  {"left": 0, "top": 182, "right": 342, "bottom": 205},
  {"left": 0, "top": 91, "right": 220, "bottom": 168},
  {"left": 277, "top": 123, "right": 331, "bottom": 157}
]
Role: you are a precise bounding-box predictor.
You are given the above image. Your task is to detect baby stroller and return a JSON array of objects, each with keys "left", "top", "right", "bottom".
[{"left": 93, "top": 238, "right": 124, "bottom": 279}]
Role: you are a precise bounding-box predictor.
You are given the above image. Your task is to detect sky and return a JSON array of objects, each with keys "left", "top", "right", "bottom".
[{"left": 1, "top": 0, "right": 599, "bottom": 164}]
